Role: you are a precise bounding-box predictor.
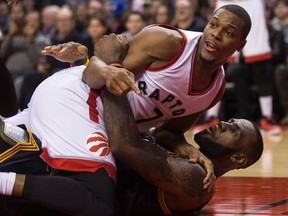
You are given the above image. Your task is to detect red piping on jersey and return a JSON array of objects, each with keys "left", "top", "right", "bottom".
[
  {"left": 146, "top": 24, "right": 187, "bottom": 71},
  {"left": 87, "top": 89, "right": 100, "bottom": 123},
  {"left": 228, "top": 52, "right": 272, "bottom": 63},
  {"left": 207, "top": 78, "right": 226, "bottom": 109},
  {"left": 40, "top": 148, "right": 116, "bottom": 182}
]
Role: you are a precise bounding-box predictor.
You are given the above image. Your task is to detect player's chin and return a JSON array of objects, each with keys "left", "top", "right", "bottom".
[
  {"left": 199, "top": 52, "right": 217, "bottom": 64},
  {"left": 194, "top": 128, "right": 212, "bottom": 144},
  {"left": 194, "top": 130, "right": 204, "bottom": 144}
]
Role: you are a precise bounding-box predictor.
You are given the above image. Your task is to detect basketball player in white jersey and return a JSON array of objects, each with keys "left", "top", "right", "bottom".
[
  {"left": 79, "top": 3, "right": 250, "bottom": 179},
  {"left": 0, "top": 4, "right": 251, "bottom": 215}
]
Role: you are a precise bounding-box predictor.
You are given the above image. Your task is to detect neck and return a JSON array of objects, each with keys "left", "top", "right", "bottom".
[
  {"left": 210, "top": 158, "right": 234, "bottom": 178},
  {"left": 191, "top": 51, "right": 224, "bottom": 91}
]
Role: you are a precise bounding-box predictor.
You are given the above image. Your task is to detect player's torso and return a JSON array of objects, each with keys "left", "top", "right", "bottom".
[
  {"left": 28, "top": 66, "right": 115, "bottom": 174},
  {"left": 127, "top": 29, "right": 225, "bottom": 132}
]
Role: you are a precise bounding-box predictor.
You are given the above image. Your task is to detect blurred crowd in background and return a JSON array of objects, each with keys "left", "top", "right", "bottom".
[{"left": 1, "top": 0, "right": 288, "bottom": 134}]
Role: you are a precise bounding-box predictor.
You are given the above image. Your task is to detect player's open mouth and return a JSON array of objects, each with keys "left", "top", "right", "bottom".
[{"left": 206, "top": 42, "right": 218, "bottom": 52}]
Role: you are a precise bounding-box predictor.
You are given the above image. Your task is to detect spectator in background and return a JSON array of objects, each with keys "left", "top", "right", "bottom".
[
  {"left": 46, "top": 7, "right": 82, "bottom": 73},
  {"left": 271, "top": 0, "right": 288, "bottom": 126},
  {"left": 174, "top": 0, "right": 206, "bottom": 31},
  {"left": 153, "top": 2, "right": 174, "bottom": 25},
  {"left": 73, "top": 2, "right": 89, "bottom": 38},
  {"left": 0, "top": 2, "right": 9, "bottom": 35},
  {"left": 88, "top": 0, "right": 104, "bottom": 17},
  {"left": 200, "top": 0, "right": 217, "bottom": 22},
  {"left": 108, "top": 0, "right": 128, "bottom": 34},
  {"left": 40, "top": 5, "right": 60, "bottom": 38},
  {"left": 83, "top": 15, "right": 109, "bottom": 58},
  {"left": 121, "top": 11, "right": 146, "bottom": 41},
  {"left": 22, "top": 0, "right": 35, "bottom": 13},
  {"left": 18, "top": 56, "right": 50, "bottom": 110},
  {"left": 8, "top": 2, "right": 26, "bottom": 24},
  {"left": 1, "top": 8, "right": 51, "bottom": 99}
]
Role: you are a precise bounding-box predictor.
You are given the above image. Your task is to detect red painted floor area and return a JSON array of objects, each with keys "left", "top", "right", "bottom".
[{"left": 197, "top": 177, "right": 288, "bottom": 215}]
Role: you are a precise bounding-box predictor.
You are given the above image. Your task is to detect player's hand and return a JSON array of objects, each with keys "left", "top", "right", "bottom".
[
  {"left": 41, "top": 42, "right": 88, "bottom": 63},
  {"left": 7, "top": 0, "right": 17, "bottom": 6},
  {"left": 104, "top": 65, "right": 140, "bottom": 95},
  {"left": 94, "top": 34, "right": 128, "bottom": 65},
  {"left": 188, "top": 149, "right": 215, "bottom": 191}
]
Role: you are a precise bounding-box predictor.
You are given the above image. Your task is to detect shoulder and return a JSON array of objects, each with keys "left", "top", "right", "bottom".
[
  {"left": 134, "top": 25, "right": 183, "bottom": 45},
  {"left": 127, "top": 25, "right": 184, "bottom": 65}
]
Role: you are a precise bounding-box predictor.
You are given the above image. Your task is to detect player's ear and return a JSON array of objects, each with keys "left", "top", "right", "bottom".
[
  {"left": 230, "top": 153, "right": 247, "bottom": 167},
  {"left": 237, "top": 40, "right": 246, "bottom": 52}
]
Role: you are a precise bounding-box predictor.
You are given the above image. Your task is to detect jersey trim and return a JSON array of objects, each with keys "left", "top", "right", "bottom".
[
  {"left": 87, "top": 89, "right": 100, "bottom": 124},
  {"left": 207, "top": 78, "right": 226, "bottom": 109},
  {"left": 40, "top": 148, "right": 117, "bottom": 182},
  {"left": 188, "top": 67, "right": 222, "bottom": 96},
  {"left": 158, "top": 188, "right": 172, "bottom": 215},
  {"left": 146, "top": 24, "right": 187, "bottom": 72},
  {"left": 0, "top": 129, "right": 40, "bottom": 163}
]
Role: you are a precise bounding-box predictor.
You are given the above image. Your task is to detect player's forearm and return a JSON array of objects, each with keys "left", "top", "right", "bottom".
[
  {"left": 102, "top": 88, "right": 140, "bottom": 149},
  {"left": 82, "top": 56, "right": 107, "bottom": 89},
  {"left": 152, "top": 129, "right": 193, "bottom": 158}
]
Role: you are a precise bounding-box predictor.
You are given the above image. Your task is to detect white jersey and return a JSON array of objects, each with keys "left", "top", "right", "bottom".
[
  {"left": 216, "top": 0, "right": 272, "bottom": 63},
  {"left": 6, "top": 66, "right": 116, "bottom": 181},
  {"left": 5, "top": 26, "right": 225, "bottom": 178},
  {"left": 128, "top": 26, "right": 225, "bottom": 131}
]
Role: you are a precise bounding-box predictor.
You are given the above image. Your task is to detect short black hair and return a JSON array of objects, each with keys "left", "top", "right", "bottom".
[
  {"left": 214, "top": 4, "right": 251, "bottom": 40},
  {"left": 242, "top": 122, "right": 263, "bottom": 168}
]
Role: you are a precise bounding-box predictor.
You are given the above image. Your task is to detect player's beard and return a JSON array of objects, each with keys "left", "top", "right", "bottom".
[{"left": 194, "top": 131, "right": 235, "bottom": 159}]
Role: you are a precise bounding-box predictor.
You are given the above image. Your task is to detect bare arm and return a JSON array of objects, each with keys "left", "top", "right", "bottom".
[
  {"left": 83, "top": 26, "right": 182, "bottom": 94},
  {"left": 153, "top": 112, "right": 216, "bottom": 191},
  {"left": 102, "top": 88, "right": 213, "bottom": 213}
]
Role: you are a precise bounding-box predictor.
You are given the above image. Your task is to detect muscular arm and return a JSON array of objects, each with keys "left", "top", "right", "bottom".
[
  {"left": 153, "top": 87, "right": 225, "bottom": 189},
  {"left": 102, "top": 89, "right": 213, "bottom": 213},
  {"left": 82, "top": 26, "right": 182, "bottom": 90}
]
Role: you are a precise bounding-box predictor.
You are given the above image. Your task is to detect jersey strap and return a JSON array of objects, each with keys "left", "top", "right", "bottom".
[
  {"left": 0, "top": 128, "right": 40, "bottom": 163},
  {"left": 158, "top": 188, "right": 172, "bottom": 215}
]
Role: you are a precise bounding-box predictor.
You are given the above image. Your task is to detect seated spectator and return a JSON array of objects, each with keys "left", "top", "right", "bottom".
[
  {"left": 121, "top": 11, "right": 146, "bottom": 41},
  {"left": 46, "top": 7, "right": 82, "bottom": 73},
  {"left": 83, "top": 15, "right": 109, "bottom": 58},
  {"left": 153, "top": 2, "right": 174, "bottom": 25},
  {"left": 174, "top": 0, "right": 206, "bottom": 31}
]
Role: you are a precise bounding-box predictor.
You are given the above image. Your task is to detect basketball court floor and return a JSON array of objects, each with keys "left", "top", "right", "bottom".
[{"left": 185, "top": 129, "right": 288, "bottom": 215}]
